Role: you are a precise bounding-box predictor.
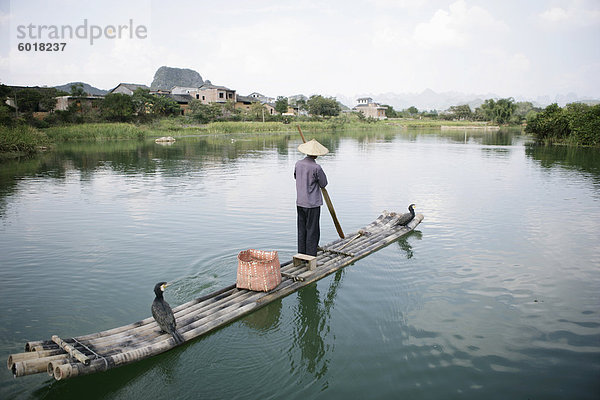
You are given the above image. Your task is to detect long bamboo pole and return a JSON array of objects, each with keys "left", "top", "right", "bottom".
[{"left": 296, "top": 125, "right": 344, "bottom": 239}]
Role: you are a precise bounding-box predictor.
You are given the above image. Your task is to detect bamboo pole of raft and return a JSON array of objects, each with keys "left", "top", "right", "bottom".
[
  {"left": 54, "top": 285, "right": 266, "bottom": 355},
  {"left": 53, "top": 291, "right": 271, "bottom": 380},
  {"left": 7, "top": 348, "right": 64, "bottom": 368},
  {"left": 30, "top": 288, "right": 259, "bottom": 359},
  {"left": 24, "top": 269, "right": 292, "bottom": 352},
  {"left": 23, "top": 283, "right": 241, "bottom": 352},
  {"left": 24, "top": 285, "right": 246, "bottom": 355},
  {"left": 52, "top": 335, "right": 90, "bottom": 365},
  {"left": 10, "top": 354, "right": 73, "bottom": 378},
  {"left": 296, "top": 125, "right": 344, "bottom": 239}
]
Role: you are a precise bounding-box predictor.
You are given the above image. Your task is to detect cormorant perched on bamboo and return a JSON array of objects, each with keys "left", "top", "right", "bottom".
[
  {"left": 397, "top": 204, "right": 416, "bottom": 226},
  {"left": 151, "top": 282, "right": 184, "bottom": 345}
]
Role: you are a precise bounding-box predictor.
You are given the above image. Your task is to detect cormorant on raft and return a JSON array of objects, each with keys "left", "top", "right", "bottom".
[
  {"left": 397, "top": 204, "right": 416, "bottom": 226},
  {"left": 151, "top": 282, "right": 184, "bottom": 345}
]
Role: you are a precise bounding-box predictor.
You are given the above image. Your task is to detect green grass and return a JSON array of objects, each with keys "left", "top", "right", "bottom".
[
  {"left": 0, "top": 125, "right": 50, "bottom": 158},
  {"left": 0, "top": 117, "right": 401, "bottom": 159},
  {"left": 147, "top": 116, "right": 400, "bottom": 135},
  {"left": 44, "top": 123, "right": 148, "bottom": 141}
]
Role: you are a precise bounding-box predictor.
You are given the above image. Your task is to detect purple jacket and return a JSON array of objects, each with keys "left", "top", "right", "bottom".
[{"left": 294, "top": 156, "right": 328, "bottom": 208}]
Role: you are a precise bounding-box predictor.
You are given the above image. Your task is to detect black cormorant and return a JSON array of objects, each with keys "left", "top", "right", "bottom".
[
  {"left": 397, "top": 204, "right": 416, "bottom": 226},
  {"left": 151, "top": 282, "right": 184, "bottom": 345}
]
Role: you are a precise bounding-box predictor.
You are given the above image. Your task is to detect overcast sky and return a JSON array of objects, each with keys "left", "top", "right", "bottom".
[{"left": 1, "top": 0, "right": 599, "bottom": 101}]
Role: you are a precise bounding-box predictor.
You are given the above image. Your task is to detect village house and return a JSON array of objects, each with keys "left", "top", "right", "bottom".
[
  {"left": 170, "top": 86, "right": 197, "bottom": 95},
  {"left": 353, "top": 97, "right": 387, "bottom": 119},
  {"left": 247, "top": 92, "right": 275, "bottom": 104},
  {"left": 234, "top": 95, "right": 278, "bottom": 117},
  {"left": 190, "top": 84, "right": 236, "bottom": 104},
  {"left": 54, "top": 95, "right": 104, "bottom": 112},
  {"left": 150, "top": 89, "right": 171, "bottom": 95},
  {"left": 109, "top": 83, "right": 151, "bottom": 95},
  {"left": 264, "top": 103, "right": 276, "bottom": 115},
  {"left": 282, "top": 105, "right": 298, "bottom": 116},
  {"left": 234, "top": 95, "right": 255, "bottom": 111}
]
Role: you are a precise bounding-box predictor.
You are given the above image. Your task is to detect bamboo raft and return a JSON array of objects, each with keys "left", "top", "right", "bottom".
[{"left": 7, "top": 210, "right": 423, "bottom": 381}]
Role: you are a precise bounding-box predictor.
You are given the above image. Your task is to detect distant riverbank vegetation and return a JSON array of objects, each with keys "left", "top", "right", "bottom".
[
  {"left": 524, "top": 103, "right": 600, "bottom": 146},
  {"left": 1, "top": 84, "right": 598, "bottom": 158}
]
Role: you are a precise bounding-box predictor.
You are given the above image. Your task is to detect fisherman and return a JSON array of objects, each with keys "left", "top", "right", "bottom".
[{"left": 294, "top": 139, "right": 329, "bottom": 256}]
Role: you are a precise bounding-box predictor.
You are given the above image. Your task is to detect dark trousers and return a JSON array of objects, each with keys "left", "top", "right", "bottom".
[{"left": 297, "top": 206, "right": 320, "bottom": 256}]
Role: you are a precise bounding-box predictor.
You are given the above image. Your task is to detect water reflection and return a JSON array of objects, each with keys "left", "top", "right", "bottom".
[
  {"left": 397, "top": 230, "right": 422, "bottom": 259},
  {"left": 432, "top": 127, "right": 523, "bottom": 145},
  {"left": 241, "top": 299, "right": 282, "bottom": 333},
  {"left": 0, "top": 130, "right": 405, "bottom": 218},
  {"left": 290, "top": 269, "right": 345, "bottom": 388},
  {"left": 525, "top": 143, "right": 600, "bottom": 177}
]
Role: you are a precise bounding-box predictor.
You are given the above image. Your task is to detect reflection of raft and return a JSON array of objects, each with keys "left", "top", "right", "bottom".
[
  {"left": 154, "top": 136, "right": 176, "bottom": 143},
  {"left": 7, "top": 210, "right": 423, "bottom": 381}
]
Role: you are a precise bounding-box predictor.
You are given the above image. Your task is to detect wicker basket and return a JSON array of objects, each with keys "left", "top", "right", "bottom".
[{"left": 236, "top": 249, "right": 281, "bottom": 292}]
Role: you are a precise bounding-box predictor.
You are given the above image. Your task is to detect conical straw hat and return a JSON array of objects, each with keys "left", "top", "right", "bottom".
[{"left": 298, "top": 139, "right": 329, "bottom": 156}]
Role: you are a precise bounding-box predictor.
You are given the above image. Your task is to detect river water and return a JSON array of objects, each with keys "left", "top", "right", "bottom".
[{"left": 0, "top": 128, "right": 599, "bottom": 399}]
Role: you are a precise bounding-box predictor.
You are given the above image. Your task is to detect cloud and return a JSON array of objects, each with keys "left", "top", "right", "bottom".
[
  {"left": 539, "top": 3, "right": 600, "bottom": 28},
  {"left": 0, "top": 11, "right": 10, "bottom": 25},
  {"left": 413, "top": 0, "right": 508, "bottom": 47},
  {"left": 539, "top": 7, "right": 569, "bottom": 23},
  {"left": 367, "top": 0, "right": 430, "bottom": 9}
]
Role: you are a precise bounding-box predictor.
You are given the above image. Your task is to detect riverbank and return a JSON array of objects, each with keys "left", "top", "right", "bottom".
[
  {"left": 0, "top": 118, "right": 517, "bottom": 159},
  {"left": 0, "top": 125, "right": 50, "bottom": 160}
]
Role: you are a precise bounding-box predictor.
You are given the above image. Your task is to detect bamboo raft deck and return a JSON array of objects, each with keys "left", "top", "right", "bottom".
[{"left": 7, "top": 210, "right": 423, "bottom": 381}]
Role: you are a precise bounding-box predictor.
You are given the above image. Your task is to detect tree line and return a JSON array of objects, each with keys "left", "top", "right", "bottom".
[
  {"left": 2, "top": 84, "right": 598, "bottom": 146},
  {"left": 525, "top": 102, "right": 600, "bottom": 146},
  {"left": 382, "top": 97, "right": 540, "bottom": 125},
  {"left": 0, "top": 84, "right": 344, "bottom": 126}
]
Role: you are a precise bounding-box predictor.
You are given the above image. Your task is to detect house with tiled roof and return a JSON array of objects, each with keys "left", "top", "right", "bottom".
[
  {"left": 247, "top": 92, "right": 275, "bottom": 104},
  {"left": 190, "top": 84, "right": 236, "bottom": 104},
  {"left": 109, "top": 83, "right": 151, "bottom": 95}
]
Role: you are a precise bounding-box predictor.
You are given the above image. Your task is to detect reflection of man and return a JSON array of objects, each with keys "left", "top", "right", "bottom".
[{"left": 294, "top": 139, "right": 329, "bottom": 256}]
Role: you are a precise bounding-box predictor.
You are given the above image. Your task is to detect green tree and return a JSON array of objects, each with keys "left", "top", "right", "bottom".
[
  {"left": 295, "top": 98, "right": 307, "bottom": 114},
  {"left": 0, "top": 84, "right": 11, "bottom": 101},
  {"left": 132, "top": 89, "right": 180, "bottom": 117},
  {"left": 406, "top": 106, "right": 419, "bottom": 115},
  {"left": 70, "top": 83, "right": 87, "bottom": 97},
  {"left": 38, "top": 90, "right": 58, "bottom": 112},
  {"left": 381, "top": 104, "right": 397, "bottom": 118},
  {"left": 100, "top": 93, "right": 135, "bottom": 121},
  {"left": 307, "top": 95, "right": 340, "bottom": 117},
  {"left": 525, "top": 103, "right": 569, "bottom": 140},
  {"left": 275, "top": 96, "right": 289, "bottom": 114},
  {"left": 190, "top": 100, "right": 223, "bottom": 123},
  {"left": 495, "top": 98, "right": 517, "bottom": 124},
  {"left": 248, "top": 102, "right": 266, "bottom": 121},
  {"left": 565, "top": 103, "right": 600, "bottom": 146},
  {"left": 0, "top": 103, "right": 14, "bottom": 125},
  {"left": 15, "top": 89, "right": 42, "bottom": 113},
  {"left": 448, "top": 104, "right": 472, "bottom": 120},
  {"left": 476, "top": 98, "right": 516, "bottom": 124}
]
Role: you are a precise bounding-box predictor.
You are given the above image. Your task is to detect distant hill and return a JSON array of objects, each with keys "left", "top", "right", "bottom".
[
  {"left": 151, "top": 66, "right": 204, "bottom": 90},
  {"left": 54, "top": 82, "right": 108, "bottom": 96}
]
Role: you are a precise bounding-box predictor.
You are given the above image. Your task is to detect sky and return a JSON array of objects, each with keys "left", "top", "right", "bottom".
[{"left": 1, "top": 0, "right": 599, "bottom": 103}]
